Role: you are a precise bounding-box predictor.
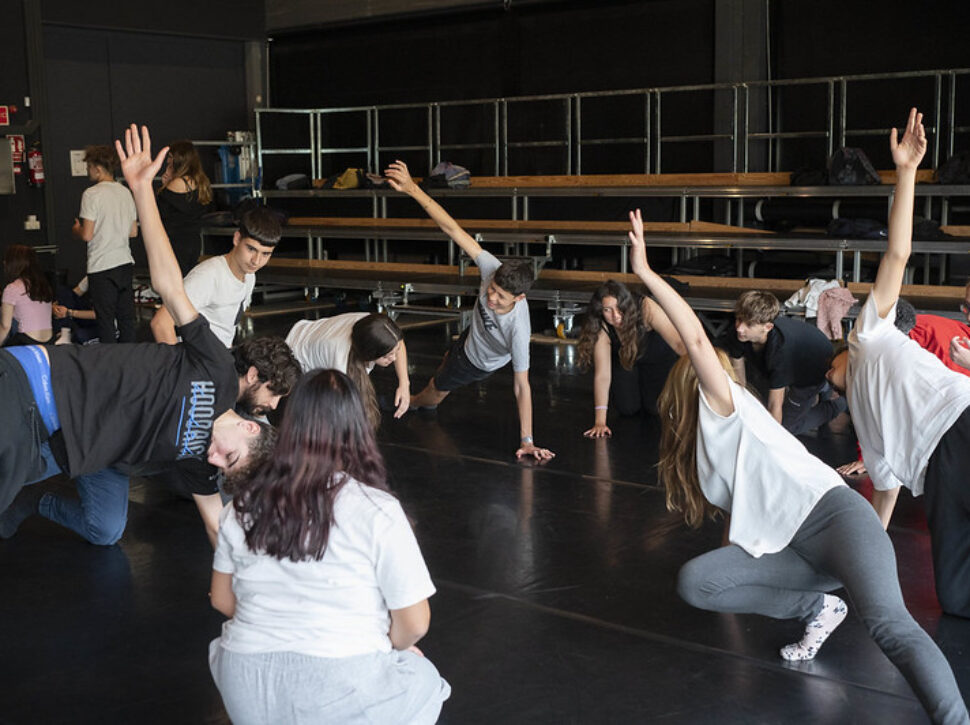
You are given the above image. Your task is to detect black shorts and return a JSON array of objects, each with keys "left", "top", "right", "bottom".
[{"left": 433, "top": 330, "right": 494, "bottom": 392}]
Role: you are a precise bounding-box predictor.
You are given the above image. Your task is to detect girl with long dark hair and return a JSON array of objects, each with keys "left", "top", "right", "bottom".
[
  {"left": 576, "top": 279, "right": 684, "bottom": 437},
  {"left": 209, "top": 369, "right": 449, "bottom": 724},
  {"left": 158, "top": 140, "right": 213, "bottom": 276},
  {"left": 627, "top": 145, "right": 967, "bottom": 723},
  {"left": 1, "top": 244, "right": 53, "bottom": 345},
  {"left": 286, "top": 312, "right": 409, "bottom": 426}
]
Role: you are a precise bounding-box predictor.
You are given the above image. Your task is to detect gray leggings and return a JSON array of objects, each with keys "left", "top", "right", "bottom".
[{"left": 678, "top": 486, "right": 968, "bottom": 725}]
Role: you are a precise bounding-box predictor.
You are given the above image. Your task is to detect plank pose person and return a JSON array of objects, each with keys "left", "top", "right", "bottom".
[
  {"left": 625, "top": 133, "right": 967, "bottom": 722},
  {"left": 0, "top": 125, "right": 300, "bottom": 548},
  {"left": 825, "top": 108, "right": 970, "bottom": 618},
  {"left": 384, "top": 161, "right": 554, "bottom": 461},
  {"left": 209, "top": 369, "right": 450, "bottom": 724}
]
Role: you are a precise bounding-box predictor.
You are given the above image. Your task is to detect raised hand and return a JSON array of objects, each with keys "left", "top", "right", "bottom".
[
  {"left": 384, "top": 160, "right": 418, "bottom": 194},
  {"left": 627, "top": 208, "right": 652, "bottom": 280},
  {"left": 890, "top": 108, "right": 926, "bottom": 171},
  {"left": 115, "top": 124, "right": 168, "bottom": 193}
]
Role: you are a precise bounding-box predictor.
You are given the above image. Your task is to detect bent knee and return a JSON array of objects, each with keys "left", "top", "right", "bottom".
[
  {"left": 84, "top": 518, "right": 126, "bottom": 546},
  {"left": 676, "top": 559, "right": 716, "bottom": 609}
]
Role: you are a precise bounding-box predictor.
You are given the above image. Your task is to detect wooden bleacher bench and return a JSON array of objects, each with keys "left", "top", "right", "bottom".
[{"left": 462, "top": 170, "right": 937, "bottom": 188}]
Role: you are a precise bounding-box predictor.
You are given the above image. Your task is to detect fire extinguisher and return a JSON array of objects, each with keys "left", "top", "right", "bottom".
[{"left": 27, "top": 143, "right": 45, "bottom": 187}]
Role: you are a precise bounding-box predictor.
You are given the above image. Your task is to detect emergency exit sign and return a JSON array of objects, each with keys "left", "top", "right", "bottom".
[{"left": 0, "top": 106, "right": 9, "bottom": 125}]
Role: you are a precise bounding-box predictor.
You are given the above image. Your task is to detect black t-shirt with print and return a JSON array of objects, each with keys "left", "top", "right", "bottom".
[
  {"left": 723, "top": 315, "right": 832, "bottom": 389},
  {"left": 49, "top": 316, "right": 237, "bottom": 485}
]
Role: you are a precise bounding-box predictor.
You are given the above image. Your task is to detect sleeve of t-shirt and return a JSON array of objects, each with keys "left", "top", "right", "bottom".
[
  {"left": 854, "top": 294, "right": 897, "bottom": 342},
  {"left": 2, "top": 280, "right": 24, "bottom": 305},
  {"left": 174, "top": 458, "right": 220, "bottom": 495},
  {"left": 183, "top": 263, "right": 213, "bottom": 308},
  {"left": 474, "top": 250, "right": 501, "bottom": 281},
  {"left": 176, "top": 314, "right": 235, "bottom": 373},
  {"left": 510, "top": 305, "right": 532, "bottom": 372},
  {"left": 78, "top": 187, "right": 98, "bottom": 222},
  {"left": 212, "top": 505, "right": 239, "bottom": 574},
  {"left": 371, "top": 499, "right": 436, "bottom": 610}
]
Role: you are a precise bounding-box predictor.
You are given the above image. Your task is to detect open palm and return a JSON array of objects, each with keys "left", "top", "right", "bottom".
[
  {"left": 890, "top": 108, "right": 926, "bottom": 170},
  {"left": 115, "top": 124, "right": 168, "bottom": 192}
]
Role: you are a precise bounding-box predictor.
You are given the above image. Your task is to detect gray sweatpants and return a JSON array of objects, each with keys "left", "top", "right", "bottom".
[
  {"left": 677, "top": 486, "right": 968, "bottom": 725},
  {"left": 209, "top": 642, "right": 450, "bottom": 725}
]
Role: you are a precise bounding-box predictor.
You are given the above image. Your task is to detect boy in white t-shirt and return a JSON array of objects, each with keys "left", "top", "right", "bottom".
[
  {"left": 826, "top": 108, "right": 970, "bottom": 617},
  {"left": 384, "top": 161, "right": 554, "bottom": 462},
  {"left": 151, "top": 206, "right": 280, "bottom": 347}
]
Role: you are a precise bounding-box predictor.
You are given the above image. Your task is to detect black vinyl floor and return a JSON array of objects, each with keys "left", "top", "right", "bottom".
[{"left": 2, "top": 309, "right": 969, "bottom": 724}]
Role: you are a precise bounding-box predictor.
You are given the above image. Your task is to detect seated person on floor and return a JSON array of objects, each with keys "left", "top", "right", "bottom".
[
  {"left": 725, "top": 290, "right": 845, "bottom": 435},
  {"left": 286, "top": 312, "right": 410, "bottom": 426},
  {"left": 53, "top": 276, "right": 99, "bottom": 345},
  {"left": 825, "top": 108, "right": 970, "bottom": 618},
  {"left": 1, "top": 244, "right": 53, "bottom": 346},
  {"left": 0, "top": 124, "right": 300, "bottom": 549},
  {"left": 576, "top": 280, "right": 684, "bottom": 438},
  {"left": 151, "top": 205, "right": 279, "bottom": 348},
  {"left": 892, "top": 298, "right": 970, "bottom": 376},
  {"left": 384, "top": 160, "right": 553, "bottom": 462}
]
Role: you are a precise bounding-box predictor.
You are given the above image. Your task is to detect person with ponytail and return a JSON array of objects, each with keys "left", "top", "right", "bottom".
[
  {"left": 625, "top": 110, "right": 966, "bottom": 725},
  {"left": 1, "top": 244, "right": 53, "bottom": 345},
  {"left": 576, "top": 279, "right": 684, "bottom": 437},
  {"left": 209, "top": 369, "right": 450, "bottom": 724},
  {"left": 286, "top": 312, "right": 409, "bottom": 426}
]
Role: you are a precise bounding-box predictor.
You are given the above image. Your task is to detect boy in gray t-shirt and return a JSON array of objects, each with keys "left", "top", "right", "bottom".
[{"left": 385, "top": 161, "right": 554, "bottom": 462}]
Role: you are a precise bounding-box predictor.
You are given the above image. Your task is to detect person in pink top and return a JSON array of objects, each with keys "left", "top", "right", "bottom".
[{"left": 1, "top": 245, "right": 53, "bottom": 345}]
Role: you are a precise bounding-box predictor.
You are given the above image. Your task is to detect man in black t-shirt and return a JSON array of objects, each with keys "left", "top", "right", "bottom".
[
  {"left": 724, "top": 290, "right": 846, "bottom": 434},
  {"left": 0, "top": 125, "right": 300, "bottom": 547}
]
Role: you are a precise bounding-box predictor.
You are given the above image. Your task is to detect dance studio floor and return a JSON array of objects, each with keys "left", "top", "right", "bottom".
[{"left": 2, "top": 309, "right": 968, "bottom": 724}]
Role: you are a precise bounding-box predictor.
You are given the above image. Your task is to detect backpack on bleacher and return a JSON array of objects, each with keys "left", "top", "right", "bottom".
[
  {"left": 828, "top": 148, "right": 881, "bottom": 185},
  {"left": 936, "top": 151, "right": 970, "bottom": 185},
  {"left": 422, "top": 162, "right": 471, "bottom": 189}
]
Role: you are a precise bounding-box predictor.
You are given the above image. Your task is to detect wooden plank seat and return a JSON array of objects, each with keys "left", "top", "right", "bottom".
[{"left": 465, "top": 170, "right": 936, "bottom": 188}]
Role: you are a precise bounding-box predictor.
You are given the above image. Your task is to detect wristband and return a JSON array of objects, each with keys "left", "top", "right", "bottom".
[{"left": 520, "top": 436, "right": 533, "bottom": 444}]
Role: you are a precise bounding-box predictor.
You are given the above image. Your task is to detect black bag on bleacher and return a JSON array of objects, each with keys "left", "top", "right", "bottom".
[
  {"left": 828, "top": 148, "right": 881, "bottom": 185},
  {"left": 936, "top": 151, "right": 970, "bottom": 185}
]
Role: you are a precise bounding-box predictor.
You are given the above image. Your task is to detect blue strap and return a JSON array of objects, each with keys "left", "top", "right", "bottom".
[{"left": 6, "top": 345, "right": 60, "bottom": 436}]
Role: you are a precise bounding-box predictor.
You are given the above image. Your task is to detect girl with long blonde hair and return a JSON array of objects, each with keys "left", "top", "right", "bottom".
[
  {"left": 157, "top": 140, "right": 213, "bottom": 275},
  {"left": 628, "top": 161, "right": 966, "bottom": 723}
]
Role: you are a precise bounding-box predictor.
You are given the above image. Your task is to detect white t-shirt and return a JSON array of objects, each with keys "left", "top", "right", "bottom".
[
  {"left": 183, "top": 256, "right": 255, "bottom": 348},
  {"left": 463, "top": 251, "right": 531, "bottom": 372},
  {"left": 847, "top": 294, "right": 970, "bottom": 495},
  {"left": 285, "top": 312, "right": 371, "bottom": 374},
  {"left": 213, "top": 478, "right": 435, "bottom": 658},
  {"left": 78, "top": 181, "right": 137, "bottom": 274},
  {"left": 697, "top": 375, "right": 844, "bottom": 557}
]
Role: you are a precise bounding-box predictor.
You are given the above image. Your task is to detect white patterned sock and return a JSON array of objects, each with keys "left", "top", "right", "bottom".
[{"left": 780, "top": 594, "right": 848, "bottom": 661}]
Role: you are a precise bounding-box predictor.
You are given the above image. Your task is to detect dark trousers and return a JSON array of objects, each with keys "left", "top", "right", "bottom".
[
  {"left": 88, "top": 264, "right": 135, "bottom": 344},
  {"left": 924, "top": 405, "right": 970, "bottom": 618},
  {"left": 781, "top": 382, "right": 847, "bottom": 435}
]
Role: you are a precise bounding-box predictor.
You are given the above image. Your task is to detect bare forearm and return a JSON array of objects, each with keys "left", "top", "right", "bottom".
[
  {"left": 514, "top": 379, "right": 534, "bottom": 439},
  {"left": 592, "top": 371, "right": 610, "bottom": 424},
  {"left": 871, "top": 486, "right": 901, "bottom": 529},
  {"left": 388, "top": 600, "right": 430, "bottom": 650},
  {"left": 394, "top": 343, "right": 410, "bottom": 389}
]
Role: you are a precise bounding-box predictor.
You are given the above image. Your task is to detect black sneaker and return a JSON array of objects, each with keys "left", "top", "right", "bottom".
[{"left": 0, "top": 485, "right": 45, "bottom": 539}]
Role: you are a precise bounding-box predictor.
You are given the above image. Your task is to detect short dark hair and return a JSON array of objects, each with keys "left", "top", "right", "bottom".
[
  {"left": 493, "top": 261, "right": 535, "bottom": 296},
  {"left": 893, "top": 298, "right": 917, "bottom": 335},
  {"left": 232, "top": 336, "right": 301, "bottom": 395},
  {"left": 238, "top": 206, "right": 282, "bottom": 247},
  {"left": 734, "top": 290, "right": 779, "bottom": 325},
  {"left": 224, "top": 419, "right": 279, "bottom": 494},
  {"left": 83, "top": 145, "right": 117, "bottom": 173}
]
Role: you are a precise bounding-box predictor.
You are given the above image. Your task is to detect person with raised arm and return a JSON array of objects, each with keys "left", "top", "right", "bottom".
[
  {"left": 0, "top": 125, "right": 300, "bottom": 548},
  {"left": 626, "top": 162, "right": 968, "bottom": 720},
  {"left": 825, "top": 109, "right": 970, "bottom": 617},
  {"left": 384, "top": 161, "right": 554, "bottom": 462}
]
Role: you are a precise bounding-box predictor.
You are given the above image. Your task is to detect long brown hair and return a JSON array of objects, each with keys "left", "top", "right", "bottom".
[
  {"left": 3, "top": 245, "right": 53, "bottom": 303},
  {"left": 347, "top": 313, "right": 403, "bottom": 429},
  {"left": 162, "top": 140, "right": 213, "bottom": 205},
  {"left": 231, "top": 369, "right": 390, "bottom": 562},
  {"left": 577, "top": 280, "right": 650, "bottom": 370},
  {"left": 656, "top": 351, "right": 736, "bottom": 529}
]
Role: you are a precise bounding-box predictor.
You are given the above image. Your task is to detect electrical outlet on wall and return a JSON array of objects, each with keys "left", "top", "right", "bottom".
[{"left": 24, "top": 215, "right": 40, "bottom": 230}]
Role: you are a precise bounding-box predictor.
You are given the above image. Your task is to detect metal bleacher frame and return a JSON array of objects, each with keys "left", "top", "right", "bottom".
[{"left": 205, "top": 69, "right": 970, "bottom": 327}]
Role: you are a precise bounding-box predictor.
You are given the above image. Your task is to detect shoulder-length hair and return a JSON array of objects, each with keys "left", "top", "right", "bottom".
[
  {"left": 231, "top": 369, "right": 390, "bottom": 562},
  {"left": 656, "top": 350, "right": 736, "bottom": 529},
  {"left": 577, "top": 280, "right": 648, "bottom": 370},
  {"left": 348, "top": 313, "right": 403, "bottom": 429},
  {"left": 3, "top": 245, "right": 53, "bottom": 303},
  {"left": 162, "top": 140, "right": 213, "bottom": 206}
]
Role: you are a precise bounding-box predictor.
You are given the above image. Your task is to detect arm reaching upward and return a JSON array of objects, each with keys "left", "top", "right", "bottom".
[
  {"left": 384, "top": 161, "right": 484, "bottom": 261},
  {"left": 115, "top": 124, "right": 198, "bottom": 327},
  {"left": 628, "top": 209, "right": 733, "bottom": 415},
  {"left": 871, "top": 108, "right": 926, "bottom": 319}
]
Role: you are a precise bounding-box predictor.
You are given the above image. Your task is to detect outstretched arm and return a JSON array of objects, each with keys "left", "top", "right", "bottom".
[
  {"left": 871, "top": 108, "right": 926, "bottom": 319},
  {"left": 384, "top": 161, "right": 484, "bottom": 260},
  {"left": 642, "top": 296, "right": 687, "bottom": 356},
  {"left": 628, "top": 209, "right": 733, "bottom": 415},
  {"left": 513, "top": 369, "right": 555, "bottom": 461},
  {"left": 115, "top": 124, "right": 198, "bottom": 327},
  {"left": 392, "top": 340, "right": 411, "bottom": 418}
]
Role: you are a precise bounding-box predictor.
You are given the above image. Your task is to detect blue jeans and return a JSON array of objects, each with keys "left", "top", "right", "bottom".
[{"left": 25, "top": 441, "right": 129, "bottom": 546}]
